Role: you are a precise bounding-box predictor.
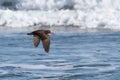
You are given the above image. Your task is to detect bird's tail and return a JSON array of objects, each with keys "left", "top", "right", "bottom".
[{"left": 27, "top": 33, "right": 33, "bottom": 35}]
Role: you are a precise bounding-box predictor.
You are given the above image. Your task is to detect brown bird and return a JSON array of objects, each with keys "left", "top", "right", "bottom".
[{"left": 27, "top": 30, "right": 54, "bottom": 53}]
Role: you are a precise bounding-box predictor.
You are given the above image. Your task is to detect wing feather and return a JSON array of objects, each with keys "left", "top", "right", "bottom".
[
  {"left": 33, "top": 35, "right": 40, "bottom": 47},
  {"left": 42, "top": 38, "right": 50, "bottom": 53}
]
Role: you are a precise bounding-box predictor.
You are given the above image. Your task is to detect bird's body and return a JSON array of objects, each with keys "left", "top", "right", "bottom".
[{"left": 27, "top": 30, "right": 54, "bottom": 53}]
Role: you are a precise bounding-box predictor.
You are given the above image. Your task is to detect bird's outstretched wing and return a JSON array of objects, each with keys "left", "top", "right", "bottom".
[
  {"left": 42, "top": 37, "right": 50, "bottom": 53},
  {"left": 33, "top": 35, "right": 40, "bottom": 47}
]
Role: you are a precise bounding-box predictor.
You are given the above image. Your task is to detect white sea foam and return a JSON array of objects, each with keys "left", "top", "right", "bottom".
[
  {"left": 0, "top": 0, "right": 120, "bottom": 30},
  {"left": 97, "top": 65, "right": 117, "bottom": 72},
  {"left": 0, "top": 63, "right": 73, "bottom": 70}
]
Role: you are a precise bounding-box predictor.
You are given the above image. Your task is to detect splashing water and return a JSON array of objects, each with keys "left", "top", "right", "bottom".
[{"left": 0, "top": 0, "right": 119, "bottom": 30}]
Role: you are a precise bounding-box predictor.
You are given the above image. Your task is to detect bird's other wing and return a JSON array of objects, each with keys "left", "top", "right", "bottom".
[
  {"left": 42, "top": 37, "right": 50, "bottom": 53},
  {"left": 33, "top": 35, "right": 40, "bottom": 47}
]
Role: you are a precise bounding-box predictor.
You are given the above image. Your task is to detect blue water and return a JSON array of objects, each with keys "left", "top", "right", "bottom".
[{"left": 0, "top": 30, "right": 120, "bottom": 80}]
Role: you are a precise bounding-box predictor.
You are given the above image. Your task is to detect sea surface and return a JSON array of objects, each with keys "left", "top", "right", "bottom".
[
  {"left": 0, "top": 29, "right": 120, "bottom": 80},
  {"left": 0, "top": 0, "right": 119, "bottom": 80}
]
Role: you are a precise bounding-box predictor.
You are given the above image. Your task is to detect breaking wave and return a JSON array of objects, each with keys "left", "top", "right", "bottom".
[{"left": 0, "top": 0, "right": 120, "bottom": 30}]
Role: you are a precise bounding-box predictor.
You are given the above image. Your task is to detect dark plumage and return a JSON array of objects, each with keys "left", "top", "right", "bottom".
[{"left": 27, "top": 30, "right": 54, "bottom": 53}]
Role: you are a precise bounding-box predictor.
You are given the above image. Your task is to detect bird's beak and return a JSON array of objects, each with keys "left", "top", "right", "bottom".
[{"left": 50, "top": 32, "right": 55, "bottom": 35}]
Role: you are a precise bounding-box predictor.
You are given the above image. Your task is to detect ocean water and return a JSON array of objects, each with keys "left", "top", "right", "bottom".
[
  {"left": 0, "top": 0, "right": 120, "bottom": 80},
  {"left": 0, "top": 29, "right": 120, "bottom": 80}
]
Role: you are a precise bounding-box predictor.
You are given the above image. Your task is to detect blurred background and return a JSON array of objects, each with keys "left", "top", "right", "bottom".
[{"left": 0, "top": 0, "right": 120, "bottom": 31}]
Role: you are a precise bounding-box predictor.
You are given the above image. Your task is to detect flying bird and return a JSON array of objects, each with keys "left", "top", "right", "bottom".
[{"left": 27, "top": 30, "right": 54, "bottom": 53}]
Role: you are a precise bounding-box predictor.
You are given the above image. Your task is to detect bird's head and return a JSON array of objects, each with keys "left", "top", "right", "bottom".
[{"left": 45, "top": 30, "right": 54, "bottom": 35}]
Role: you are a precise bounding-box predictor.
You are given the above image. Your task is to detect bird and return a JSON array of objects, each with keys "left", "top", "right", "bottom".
[{"left": 27, "top": 30, "right": 54, "bottom": 53}]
